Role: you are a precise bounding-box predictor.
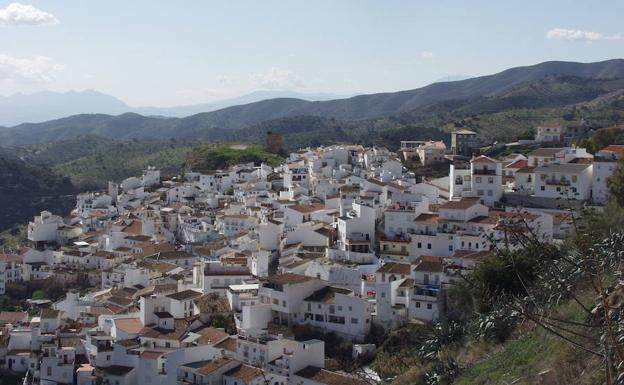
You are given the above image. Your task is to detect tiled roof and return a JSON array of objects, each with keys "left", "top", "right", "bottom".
[
  {"left": 304, "top": 286, "right": 352, "bottom": 304},
  {"left": 167, "top": 290, "right": 203, "bottom": 301},
  {"left": 196, "top": 357, "right": 233, "bottom": 375},
  {"left": 0, "top": 311, "right": 28, "bottom": 323},
  {"left": 195, "top": 326, "right": 228, "bottom": 345},
  {"left": 412, "top": 256, "right": 445, "bottom": 273},
  {"left": 289, "top": 203, "right": 325, "bottom": 213},
  {"left": 267, "top": 272, "right": 312, "bottom": 285},
  {"left": 224, "top": 364, "right": 264, "bottom": 381},
  {"left": 439, "top": 197, "right": 480, "bottom": 210},
  {"left": 376, "top": 262, "right": 411, "bottom": 275},
  {"left": 214, "top": 336, "right": 237, "bottom": 353},
  {"left": 114, "top": 318, "right": 143, "bottom": 334},
  {"left": 193, "top": 293, "right": 231, "bottom": 314}
]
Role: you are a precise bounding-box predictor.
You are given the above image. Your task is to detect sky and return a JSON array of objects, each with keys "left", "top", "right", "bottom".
[{"left": 0, "top": 0, "right": 623, "bottom": 107}]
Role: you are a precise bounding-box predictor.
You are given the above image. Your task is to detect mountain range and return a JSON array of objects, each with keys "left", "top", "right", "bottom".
[
  {"left": 0, "top": 89, "right": 349, "bottom": 127},
  {"left": 1, "top": 59, "right": 624, "bottom": 147}
]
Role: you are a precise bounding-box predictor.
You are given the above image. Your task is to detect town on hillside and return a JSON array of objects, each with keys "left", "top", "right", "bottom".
[{"left": 0, "top": 124, "right": 622, "bottom": 385}]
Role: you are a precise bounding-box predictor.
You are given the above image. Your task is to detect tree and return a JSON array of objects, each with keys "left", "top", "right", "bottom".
[{"left": 607, "top": 158, "right": 624, "bottom": 208}]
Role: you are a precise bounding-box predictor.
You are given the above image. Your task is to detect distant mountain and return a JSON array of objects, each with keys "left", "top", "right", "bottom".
[
  {"left": 1, "top": 59, "right": 624, "bottom": 146},
  {"left": 134, "top": 90, "right": 350, "bottom": 117},
  {"left": 0, "top": 89, "right": 349, "bottom": 126},
  {"left": 0, "top": 90, "right": 130, "bottom": 126}
]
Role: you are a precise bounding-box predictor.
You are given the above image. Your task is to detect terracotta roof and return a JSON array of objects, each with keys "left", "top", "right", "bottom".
[
  {"left": 439, "top": 197, "right": 480, "bottom": 210},
  {"left": 167, "top": 290, "right": 203, "bottom": 301},
  {"left": 472, "top": 155, "right": 498, "bottom": 164},
  {"left": 140, "top": 319, "right": 189, "bottom": 341},
  {"left": 193, "top": 293, "right": 231, "bottom": 314},
  {"left": 195, "top": 326, "right": 229, "bottom": 345},
  {"left": 123, "top": 220, "right": 143, "bottom": 236},
  {"left": 376, "top": 262, "right": 411, "bottom": 275},
  {"left": 0, "top": 311, "right": 28, "bottom": 323},
  {"left": 602, "top": 144, "right": 624, "bottom": 156},
  {"left": 196, "top": 357, "right": 233, "bottom": 375},
  {"left": 295, "top": 366, "right": 368, "bottom": 385},
  {"left": 224, "top": 364, "right": 264, "bottom": 382},
  {"left": 412, "top": 256, "right": 445, "bottom": 273},
  {"left": 414, "top": 213, "right": 439, "bottom": 224},
  {"left": 267, "top": 273, "right": 312, "bottom": 285},
  {"left": 289, "top": 203, "right": 325, "bottom": 213},
  {"left": 158, "top": 250, "right": 195, "bottom": 260},
  {"left": 214, "top": 336, "right": 237, "bottom": 353},
  {"left": 516, "top": 166, "right": 535, "bottom": 173},
  {"left": 505, "top": 159, "right": 528, "bottom": 169},
  {"left": 304, "top": 286, "right": 352, "bottom": 304},
  {"left": 114, "top": 318, "right": 143, "bottom": 334}
]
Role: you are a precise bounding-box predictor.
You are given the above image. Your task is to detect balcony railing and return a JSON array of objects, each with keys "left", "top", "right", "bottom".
[
  {"left": 473, "top": 168, "right": 496, "bottom": 175},
  {"left": 545, "top": 179, "right": 571, "bottom": 186}
]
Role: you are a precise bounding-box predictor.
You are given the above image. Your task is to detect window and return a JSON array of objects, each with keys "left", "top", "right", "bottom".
[
  {"left": 477, "top": 189, "right": 484, "bottom": 196},
  {"left": 417, "top": 242, "right": 422, "bottom": 248},
  {"left": 427, "top": 243, "right": 432, "bottom": 250},
  {"left": 488, "top": 177, "right": 494, "bottom": 184},
  {"left": 415, "top": 302, "right": 421, "bottom": 308},
  {"left": 351, "top": 318, "right": 359, "bottom": 324},
  {"left": 475, "top": 177, "right": 482, "bottom": 183},
  {"left": 572, "top": 175, "right": 578, "bottom": 183},
  {"left": 541, "top": 186, "right": 545, "bottom": 191},
  {"left": 427, "top": 303, "right": 433, "bottom": 309},
  {"left": 487, "top": 190, "right": 493, "bottom": 196}
]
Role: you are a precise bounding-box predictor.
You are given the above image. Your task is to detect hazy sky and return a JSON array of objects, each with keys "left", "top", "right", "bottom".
[{"left": 1, "top": 0, "right": 623, "bottom": 106}]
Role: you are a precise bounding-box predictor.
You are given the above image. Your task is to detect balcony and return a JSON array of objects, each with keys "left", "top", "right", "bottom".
[
  {"left": 545, "top": 178, "right": 571, "bottom": 186},
  {"left": 472, "top": 168, "right": 496, "bottom": 175}
]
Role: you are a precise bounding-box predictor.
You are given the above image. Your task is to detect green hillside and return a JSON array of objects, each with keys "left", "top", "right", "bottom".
[
  {"left": 185, "top": 143, "right": 284, "bottom": 173},
  {"left": 0, "top": 153, "right": 76, "bottom": 233}
]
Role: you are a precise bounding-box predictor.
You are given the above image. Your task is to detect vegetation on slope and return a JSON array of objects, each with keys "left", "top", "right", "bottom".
[
  {"left": 0, "top": 154, "right": 75, "bottom": 233},
  {"left": 370, "top": 192, "right": 624, "bottom": 385},
  {"left": 50, "top": 137, "right": 193, "bottom": 189},
  {"left": 185, "top": 143, "right": 284, "bottom": 173}
]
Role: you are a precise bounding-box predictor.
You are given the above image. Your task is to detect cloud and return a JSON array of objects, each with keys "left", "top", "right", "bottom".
[
  {"left": 420, "top": 51, "right": 434, "bottom": 59},
  {"left": 0, "top": 3, "right": 59, "bottom": 26},
  {"left": 215, "top": 74, "right": 234, "bottom": 86},
  {"left": 250, "top": 67, "right": 304, "bottom": 89},
  {"left": 0, "top": 55, "right": 63, "bottom": 83},
  {"left": 546, "top": 28, "right": 621, "bottom": 42}
]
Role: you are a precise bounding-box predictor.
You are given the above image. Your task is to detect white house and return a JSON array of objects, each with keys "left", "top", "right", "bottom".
[
  {"left": 592, "top": 145, "right": 624, "bottom": 205},
  {"left": 534, "top": 163, "right": 593, "bottom": 200}
]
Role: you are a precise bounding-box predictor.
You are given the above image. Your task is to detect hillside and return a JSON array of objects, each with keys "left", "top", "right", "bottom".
[
  {"left": 185, "top": 143, "right": 284, "bottom": 174},
  {"left": 40, "top": 137, "right": 193, "bottom": 189},
  {"left": 1, "top": 60, "right": 624, "bottom": 146},
  {"left": 0, "top": 153, "right": 76, "bottom": 233}
]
